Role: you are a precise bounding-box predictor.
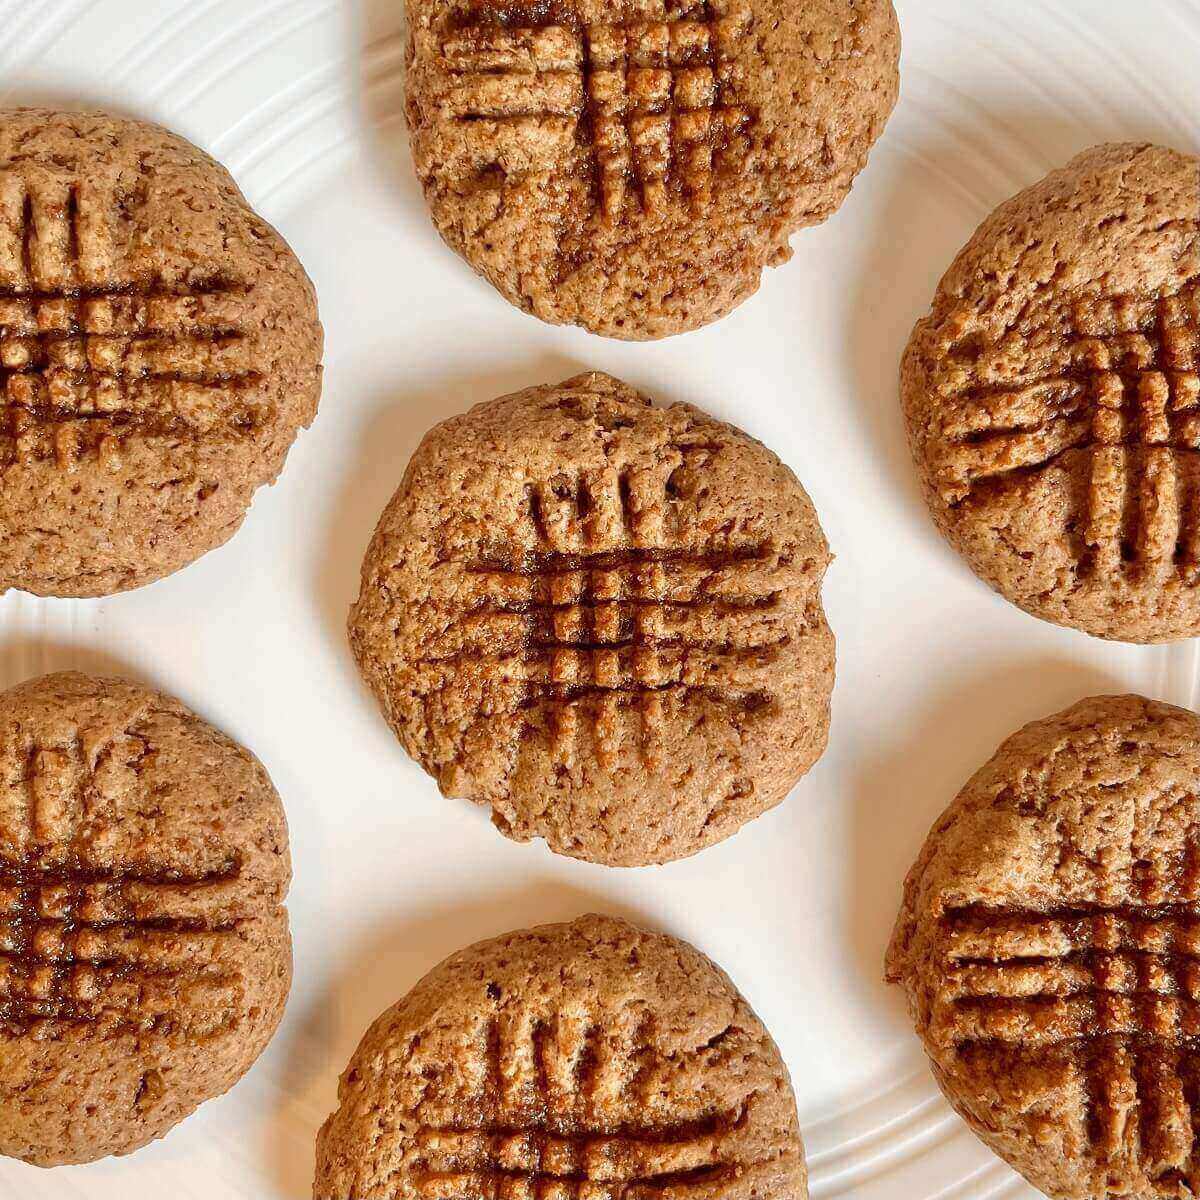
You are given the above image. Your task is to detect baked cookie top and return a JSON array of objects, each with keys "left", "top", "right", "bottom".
[
  {"left": 903, "top": 143, "right": 1200, "bottom": 642},
  {"left": 886, "top": 694, "right": 1200, "bottom": 1199},
  {"left": 348, "top": 371, "right": 834, "bottom": 866},
  {"left": 405, "top": 0, "right": 899, "bottom": 338},
  {"left": 0, "top": 671, "right": 291, "bottom": 1166},
  {"left": 314, "top": 914, "right": 807, "bottom": 1199},
  {"left": 0, "top": 107, "right": 323, "bottom": 598}
]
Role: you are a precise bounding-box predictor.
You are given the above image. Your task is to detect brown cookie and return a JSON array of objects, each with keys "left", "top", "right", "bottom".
[
  {"left": 348, "top": 371, "right": 834, "bottom": 866},
  {"left": 0, "top": 671, "right": 291, "bottom": 1166},
  {"left": 404, "top": 0, "right": 899, "bottom": 338},
  {"left": 0, "top": 107, "right": 323, "bottom": 598},
  {"left": 314, "top": 914, "right": 807, "bottom": 1198},
  {"left": 886, "top": 694, "right": 1200, "bottom": 1199},
  {"left": 902, "top": 143, "right": 1200, "bottom": 642}
]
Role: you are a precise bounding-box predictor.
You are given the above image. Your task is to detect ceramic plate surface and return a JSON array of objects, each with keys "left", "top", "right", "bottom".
[{"left": 0, "top": 1, "right": 1198, "bottom": 1196}]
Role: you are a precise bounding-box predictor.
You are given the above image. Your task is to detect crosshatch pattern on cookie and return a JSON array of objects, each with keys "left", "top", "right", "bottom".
[
  {"left": 415, "top": 454, "right": 792, "bottom": 771},
  {"left": 0, "top": 735, "right": 248, "bottom": 1040},
  {"left": 438, "top": 0, "right": 754, "bottom": 217},
  {"left": 933, "top": 280, "right": 1200, "bottom": 579},
  {"left": 406, "top": 1007, "right": 762, "bottom": 1198},
  {"left": 932, "top": 841, "right": 1200, "bottom": 1188},
  {"left": 0, "top": 180, "right": 268, "bottom": 470}
]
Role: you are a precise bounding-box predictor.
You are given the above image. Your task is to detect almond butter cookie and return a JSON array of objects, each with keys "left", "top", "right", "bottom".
[
  {"left": 348, "top": 371, "right": 834, "bottom": 866},
  {"left": 0, "top": 671, "right": 291, "bottom": 1165},
  {"left": 315, "top": 914, "right": 807, "bottom": 1198},
  {"left": 903, "top": 143, "right": 1200, "bottom": 642},
  {"left": 0, "top": 107, "right": 323, "bottom": 597},
  {"left": 887, "top": 693, "right": 1200, "bottom": 1199},
  {"left": 405, "top": 0, "right": 899, "bottom": 338}
]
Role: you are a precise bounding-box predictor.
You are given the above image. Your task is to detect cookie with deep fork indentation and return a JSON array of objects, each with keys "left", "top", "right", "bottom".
[
  {"left": 348, "top": 370, "right": 834, "bottom": 866},
  {"left": 0, "top": 671, "right": 291, "bottom": 1165},
  {"left": 886, "top": 693, "right": 1200, "bottom": 1199},
  {"left": 0, "top": 107, "right": 323, "bottom": 597},
  {"left": 314, "top": 914, "right": 807, "bottom": 1198},
  {"left": 404, "top": 0, "right": 899, "bottom": 338},
  {"left": 903, "top": 143, "right": 1200, "bottom": 642}
]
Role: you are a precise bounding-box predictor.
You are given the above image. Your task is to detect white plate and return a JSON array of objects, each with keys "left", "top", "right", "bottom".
[{"left": 0, "top": 1, "right": 1198, "bottom": 1196}]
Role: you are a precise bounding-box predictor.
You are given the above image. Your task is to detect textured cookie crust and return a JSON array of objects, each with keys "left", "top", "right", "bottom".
[
  {"left": 0, "top": 107, "right": 323, "bottom": 598},
  {"left": 314, "top": 914, "right": 807, "bottom": 1199},
  {"left": 0, "top": 671, "right": 291, "bottom": 1166},
  {"left": 903, "top": 143, "right": 1200, "bottom": 642},
  {"left": 348, "top": 371, "right": 834, "bottom": 866},
  {"left": 405, "top": 0, "right": 899, "bottom": 338},
  {"left": 886, "top": 694, "right": 1200, "bottom": 1199}
]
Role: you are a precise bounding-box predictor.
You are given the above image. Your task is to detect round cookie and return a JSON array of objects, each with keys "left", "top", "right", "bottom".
[
  {"left": 314, "top": 914, "right": 807, "bottom": 1198},
  {"left": 404, "top": 0, "right": 899, "bottom": 338},
  {"left": 886, "top": 694, "right": 1200, "bottom": 1199},
  {"left": 902, "top": 143, "right": 1200, "bottom": 642},
  {"left": 348, "top": 370, "right": 834, "bottom": 866},
  {"left": 0, "top": 107, "right": 323, "bottom": 598},
  {"left": 0, "top": 671, "right": 291, "bottom": 1166}
]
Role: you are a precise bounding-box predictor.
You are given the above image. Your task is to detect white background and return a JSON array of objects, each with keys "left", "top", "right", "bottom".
[{"left": 0, "top": 1, "right": 1197, "bottom": 1196}]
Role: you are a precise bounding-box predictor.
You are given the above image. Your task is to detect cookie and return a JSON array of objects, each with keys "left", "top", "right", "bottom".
[
  {"left": 314, "top": 913, "right": 806, "bottom": 1198},
  {"left": 404, "top": 0, "right": 899, "bottom": 338},
  {"left": 902, "top": 143, "right": 1200, "bottom": 642},
  {"left": 348, "top": 371, "right": 834, "bottom": 866},
  {"left": 0, "top": 107, "right": 323, "bottom": 598},
  {"left": 886, "top": 694, "right": 1200, "bottom": 1199},
  {"left": 0, "top": 671, "right": 291, "bottom": 1166}
]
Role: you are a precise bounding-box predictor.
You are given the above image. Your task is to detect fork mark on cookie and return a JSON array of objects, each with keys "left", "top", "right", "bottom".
[
  {"left": 0, "top": 181, "right": 265, "bottom": 469},
  {"left": 438, "top": 0, "right": 754, "bottom": 219},
  {"left": 936, "top": 280, "right": 1200, "bottom": 581}
]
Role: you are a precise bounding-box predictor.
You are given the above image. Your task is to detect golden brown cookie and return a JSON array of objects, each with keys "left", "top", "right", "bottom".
[
  {"left": 314, "top": 914, "right": 807, "bottom": 1199},
  {"left": 886, "top": 694, "right": 1200, "bottom": 1199},
  {"left": 0, "top": 107, "right": 323, "bottom": 598},
  {"left": 404, "top": 0, "right": 899, "bottom": 338},
  {"left": 348, "top": 371, "right": 834, "bottom": 866},
  {"left": 902, "top": 143, "right": 1200, "bottom": 642},
  {"left": 0, "top": 671, "right": 291, "bottom": 1166}
]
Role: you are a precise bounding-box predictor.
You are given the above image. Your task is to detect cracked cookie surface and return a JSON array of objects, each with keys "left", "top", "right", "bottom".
[
  {"left": 348, "top": 371, "right": 834, "bottom": 866},
  {"left": 887, "top": 694, "right": 1200, "bottom": 1199},
  {"left": 902, "top": 143, "right": 1200, "bottom": 642},
  {"left": 0, "top": 107, "right": 323, "bottom": 597},
  {"left": 405, "top": 0, "right": 899, "bottom": 338},
  {"left": 0, "top": 671, "right": 291, "bottom": 1165},
  {"left": 314, "top": 914, "right": 807, "bottom": 1199}
]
